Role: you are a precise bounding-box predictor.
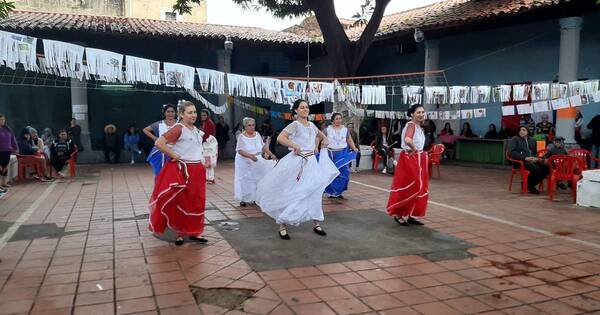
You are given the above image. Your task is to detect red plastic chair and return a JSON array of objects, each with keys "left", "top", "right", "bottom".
[
  {"left": 372, "top": 146, "right": 383, "bottom": 173},
  {"left": 16, "top": 155, "right": 42, "bottom": 181},
  {"left": 568, "top": 148, "right": 600, "bottom": 172},
  {"left": 548, "top": 155, "right": 581, "bottom": 203},
  {"left": 68, "top": 148, "right": 78, "bottom": 177},
  {"left": 428, "top": 144, "right": 445, "bottom": 178},
  {"left": 506, "top": 151, "right": 529, "bottom": 193}
]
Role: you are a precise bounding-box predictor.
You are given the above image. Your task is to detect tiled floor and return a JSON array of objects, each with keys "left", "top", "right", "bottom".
[{"left": 0, "top": 162, "right": 600, "bottom": 314}]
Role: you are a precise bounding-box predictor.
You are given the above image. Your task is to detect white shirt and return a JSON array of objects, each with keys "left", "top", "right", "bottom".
[
  {"left": 236, "top": 132, "right": 264, "bottom": 155},
  {"left": 401, "top": 122, "right": 426, "bottom": 151},
  {"left": 283, "top": 121, "right": 318, "bottom": 151},
  {"left": 326, "top": 126, "right": 348, "bottom": 150},
  {"left": 171, "top": 124, "right": 205, "bottom": 161}
]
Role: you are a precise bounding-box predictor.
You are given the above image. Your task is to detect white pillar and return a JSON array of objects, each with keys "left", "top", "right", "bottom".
[
  {"left": 70, "top": 78, "right": 92, "bottom": 157},
  {"left": 556, "top": 16, "right": 582, "bottom": 144},
  {"left": 217, "top": 49, "right": 234, "bottom": 158},
  {"left": 424, "top": 39, "right": 441, "bottom": 130}
]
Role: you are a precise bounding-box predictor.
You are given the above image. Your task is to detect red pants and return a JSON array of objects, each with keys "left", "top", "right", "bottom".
[
  {"left": 149, "top": 161, "right": 206, "bottom": 236},
  {"left": 387, "top": 151, "right": 429, "bottom": 218}
]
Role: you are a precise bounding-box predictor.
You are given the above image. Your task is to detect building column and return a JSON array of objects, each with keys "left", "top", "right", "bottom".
[
  {"left": 556, "top": 17, "right": 583, "bottom": 144},
  {"left": 70, "top": 78, "right": 92, "bottom": 161},
  {"left": 217, "top": 49, "right": 234, "bottom": 158},
  {"left": 423, "top": 40, "right": 440, "bottom": 111}
]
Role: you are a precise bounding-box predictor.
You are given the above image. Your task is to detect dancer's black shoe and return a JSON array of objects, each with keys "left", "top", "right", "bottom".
[
  {"left": 279, "top": 229, "right": 290, "bottom": 240},
  {"left": 313, "top": 226, "right": 327, "bottom": 236},
  {"left": 407, "top": 217, "right": 424, "bottom": 225},
  {"left": 393, "top": 216, "right": 409, "bottom": 226},
  {"left": 175, "top": 237, "right": 184, "bottom": 246},
  {"left": 189, "top": 236, "right": 208, "bottom": 243}
]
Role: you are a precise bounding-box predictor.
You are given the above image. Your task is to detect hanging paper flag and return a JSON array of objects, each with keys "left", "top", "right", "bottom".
[
  {"left": 551, "top": 83, "right": 568, "bottom": 99},
  {"left": 424, "top": 86, "right": 448, "bottom": 105},
  {"left": 533, "top": 101, "right": 550, "bottom": 113},
  {"left": 568, "top": 81, "right": 584, "bottom": 97},
  {"left": 449, "top": 86, "right": 470, "bottom": 104},
  {"left": 335, "top": 82, "right": 361, "bottom": 103},
  {"left": 584, "top": 79, "right": 599, "bottom": 95},
  {"left": 307, "top": 81, "right": 334, "bottom": 104},
  {"left": 473, "top": 108, "right": 486, "bottom": 118},
  {"left": 449, "top": 111, "right": 460, "bottom": 120},
  {"left": 325, "top": 113, "right": 332, "bottom": 120},
  {"left": 512, "top": 84, "right": 530, "bottom": 101},
  {"left": 427, "top": 111, "right": 438, "bottom": 120},
  {"left": 516, "top": 103, "right": 533, "bottom": 114},
  {"left": 366, "top": 110, "right": 375, "bottom": 117},
  {"left": 254, "top": 77, "right": 282, "bottom": 103},
  {"left": 402, "top": 86, "right": 423, "bottom": 105},
  {"left": 361, "top": 85, "right": 386, "bottom": 104},
  {"left": 164, "top": 62, "right": 195, "bottom": 90},
  {"left": 85, "top": 48, "right": 123, "bottom": 82},
  {"left": 502, "top": 105, "right": 516, "bottom": 116},
  {"left": 0, "top": 31, "right": 38, "bottom": 71},
  {"left": 442, "top": 111, "right": 450, "bottom": 120},
  {"left": 125, "top": 56, "right": 161, "bottom": 85},
  {"left": 196, "top": 68, "right": 225, "bottom": 94},
  {"left": 281, "top": 80, "right": 308, "bottom": 106},
  {"left": 186, "top": 88, "right": 228, "bottom": 114},
  {"left": 569, "top": 95, "right": 582, "bottom": 107},
  {"left": 469, "top": 86, "right": 491, "bottom": 103},
  {"left": 593, "top": 91, "right": 600, "bottom": 103},
  {"left": 227, "top": 73, "right": 255, "bottom": 97},
  {"left": 581, "top": 94, "right": 591, "bottom": 105},
  {"left": 531, "top": 83, "right": 550, "bottom": 101},
  {"left": 42, "top": 39, "right": 85, "bottom": 79},
  {"left": 550, "top": 98, "right": 569, "bottom": 110},
  {"left": 493, "top": 85, "right": 512, "bottom": 102},
  {"left": 461, "top": 109, "right": 473, "bottom": 119}
]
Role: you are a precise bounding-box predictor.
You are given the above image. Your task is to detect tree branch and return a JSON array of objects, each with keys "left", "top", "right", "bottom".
[{"left": 351, "top": 0, "right": 390, "bottom": 71}]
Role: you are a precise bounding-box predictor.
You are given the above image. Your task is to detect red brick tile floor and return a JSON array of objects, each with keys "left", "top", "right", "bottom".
[{"left": 1, "top": 162, "right": 600, "bottom": 314}]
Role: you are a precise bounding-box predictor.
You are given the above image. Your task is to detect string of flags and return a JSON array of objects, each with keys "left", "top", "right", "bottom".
[{"left": 1, "top": 30, "right": 599, "bottom": 121}]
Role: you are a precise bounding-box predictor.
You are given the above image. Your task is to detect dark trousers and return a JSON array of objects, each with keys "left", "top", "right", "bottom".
[
  {"left": 51, "top": 156, "right": 68, "bottom": 172},
  {"left": 524, "top": 161, "right": 549, "bottom": 190},
  {"left": 377, "top": 148, "right": 388, "bottom": 169},
  {"left": 104, "top": 147, "right": 120, "bottom": 164},
  {"left": 350, "top": 151, "right": 361, "bottom": 169}
]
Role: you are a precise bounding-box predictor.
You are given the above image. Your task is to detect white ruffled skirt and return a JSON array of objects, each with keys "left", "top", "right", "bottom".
[
  {"left": 256, "top": 149, "right": 339, "bottom": 226},
  {"left": 234, "top": 154, "right": 276, "bottom": 203}
]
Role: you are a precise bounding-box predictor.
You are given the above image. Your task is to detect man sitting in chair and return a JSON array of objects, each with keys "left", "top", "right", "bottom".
[{"left": 508, "top": 126, "right": 549, "bottom": 194}]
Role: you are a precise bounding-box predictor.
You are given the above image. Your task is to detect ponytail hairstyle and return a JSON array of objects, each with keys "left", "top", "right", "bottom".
[{"left": 406, "top": 104, "right": 424, "bottom": 118}]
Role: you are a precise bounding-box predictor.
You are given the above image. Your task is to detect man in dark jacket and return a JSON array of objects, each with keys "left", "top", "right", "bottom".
[
  {"left": 103, "top": 124, "right": 120, "bottom": 164},
  {"left": 508, "top": 125, "right": 549, "bottom": 194},
  {"left": 588, "top": 114, "right": 600, "bottom": 168}
]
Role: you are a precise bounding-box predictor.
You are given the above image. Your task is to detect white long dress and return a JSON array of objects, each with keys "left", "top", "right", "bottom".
[
  {"left": 256, "top": 121, "right": 339, "bottom": 226},
  {"left": 203, "top": 135, "right": 218, "bottom": 181},
  {"left": 234, "top": 132, "right": 276, "bottom": 203}
]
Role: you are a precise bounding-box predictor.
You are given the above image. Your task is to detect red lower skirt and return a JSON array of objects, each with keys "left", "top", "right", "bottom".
[
  {"left": 149, "top": 161, "right": 206, "bottom": 236},
  {"left": 386, "top": 151, "right": 429, "bottom": 218}
]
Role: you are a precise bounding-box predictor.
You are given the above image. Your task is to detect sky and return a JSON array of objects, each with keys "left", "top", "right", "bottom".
[{"left": 206, "top": 0, "right": 444, "bottom": 31}]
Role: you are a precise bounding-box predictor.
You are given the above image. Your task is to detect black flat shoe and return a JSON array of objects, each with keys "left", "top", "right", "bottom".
[
  {"left": 189, "top": 236, "right": 208, "bottom": 243},
  {"left": 279, "top": 229, "right": 290, "bottom": 240},
  {"left": 528, "top": 188, "right": 540, "bottom": 194},
  {"left": 175, "top": 237, "right": 184, "bottom": 246},
  {"left": 407, "top": 217, "right": 424, "bottom": 225},
  {"left": 313, "top": 226, "right": 327, "bottom": 236},
  {"left": 240, "top": 202, "right": 247, "bottom": 207},
  {"left": 393, "top": 216, "right": 409, "bottom": 226}
]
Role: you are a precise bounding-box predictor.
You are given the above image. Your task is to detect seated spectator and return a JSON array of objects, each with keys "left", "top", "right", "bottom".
[
  {"left": 520, "top": 114, "right": 536, "bottom": 136},
  {"left": 460, "top": 122, "right": 478, "bottom": 138},
  {"left": 103, "top": 124, "right": 120, "bottom": 164},
  {"left": 422, "top": 119, "right": 436, "bottom": 151},
  {"left": 41, "top": 128, "right": 55, "bottom": 158},
  {"left": 371, "top": 125, "right": 395, "bottom": 174},
  {"left": 508, "top": 126, "right": 549, "bottom": 194},
  {"left": 484, "top": 123, "right": 500, "bottom": 139},
  {"left": 50, "top": 129, "right": 75, "bottom": 178},
  {"left": 544, "top": 136, "right": 567, "bottom": 158},
  {"left": 28, "top": 127, "right": 45, "bottom": 155},
  {"left": 536, "top": 114, "right": 555, "bottom": 138},
  {"left": 123, "top": 125, "right": 143, "bottom": 164},
  {"left": 438, "top": 122, "right": 456, "bottom": 159},
  {"left": 17, "top": 127, "right": 52, "bottom": 181},
  {"left": 438, "top": 122, "right": 454, "bottom": 137}
]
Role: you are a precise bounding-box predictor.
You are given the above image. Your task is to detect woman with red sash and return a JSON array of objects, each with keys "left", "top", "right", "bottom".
[
  {"left": 149, "top": 101, "right": 208, "bottom": 246},
  {"left": 387, "top": 104, "right": 429, "bottom": 226}
]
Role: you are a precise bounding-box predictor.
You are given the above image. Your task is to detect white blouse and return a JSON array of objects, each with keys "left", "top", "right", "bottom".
[
  {"left": 401, "top": 122, "right": 426, "bottom": 151},
  {"left": 326, "top": 126, "right": 348, "bottom": 150},
  {"left": 172, "top": 124, "right": 205, "bottom": 161},
  {"left": 283, "top": 121, "right": 318, "bottom": 151},
  {"left": 236, "top": 132, "right": 264, "bottom": 155}
]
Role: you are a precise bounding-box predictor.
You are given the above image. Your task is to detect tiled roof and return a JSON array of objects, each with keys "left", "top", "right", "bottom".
[
  {"left": 0, "top": 0, "right": 580, "bottom": 45},
  {"left": 284, "top": 0, "right": 577, "bottom": 40},
  {"left": 0, "top": 10, "right": 307, "bottom": 44},
  {"left": 367, "top": 0, "right": 575, "bottom": 38}
]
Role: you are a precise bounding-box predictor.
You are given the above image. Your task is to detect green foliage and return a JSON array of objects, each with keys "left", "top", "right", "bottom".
[{"left": 0, "top": 0, "right": 15, "bottom": 19}]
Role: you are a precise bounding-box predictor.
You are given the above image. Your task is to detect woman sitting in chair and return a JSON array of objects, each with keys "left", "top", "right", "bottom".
[{"left": 371, "top": 125, "right": 395, "bottom": 174}]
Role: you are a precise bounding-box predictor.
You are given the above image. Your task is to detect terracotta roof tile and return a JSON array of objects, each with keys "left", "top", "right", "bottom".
[{"left": 0, "top": 10, "right": 307, "bottom": 44}]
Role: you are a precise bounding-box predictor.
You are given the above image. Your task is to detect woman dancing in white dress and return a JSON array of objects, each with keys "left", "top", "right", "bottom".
[
  {"left": 256, "top": 99, "right": 339, "bottom": 240},
  {"left": 234, "top": 117, "right": 277, "bottom": 207}
]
